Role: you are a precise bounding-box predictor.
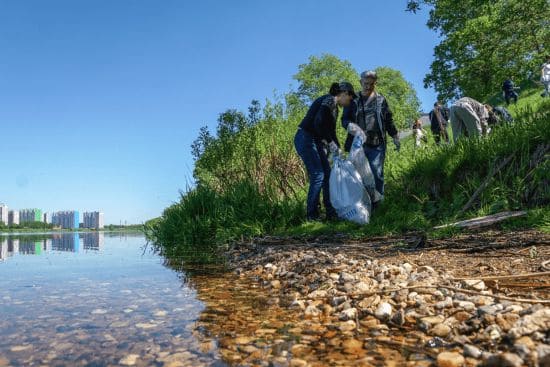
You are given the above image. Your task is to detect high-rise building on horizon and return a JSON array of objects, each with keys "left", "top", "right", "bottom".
[
  {"left": 83, "top": 212, "right": 104, "bottom": 229},
  {"left": 0, "top": 204, "right": 8, "bottom": 225},
  {"left": 8, "top": 210, "right": 20, "bottom": 226},
  {"left": 52, "top": 211, "right": 79, "bottom": 229},
  {"left": 20, "top": 209, "right": 43, "bottom": 224}
]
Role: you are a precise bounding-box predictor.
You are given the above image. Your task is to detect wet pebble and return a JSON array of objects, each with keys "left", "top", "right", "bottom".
[
  {"left": 119, "top": 354, "right": 140, "bottom": 366},
  {"left": 430, "top": 323, "right": 451, "bottom": 338},
  {"left": 463, "top": 344, "right": 482, "bottom": 359},
  {"left": 436, "top": 351, "right": 465, "bottom": 367},
  {"left": 482, "top": 352, "right": 523, "bottom": 367}
]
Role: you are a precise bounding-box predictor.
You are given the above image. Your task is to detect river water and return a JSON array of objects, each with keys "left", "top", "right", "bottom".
[
  {"left": 0, "top": 232, "right": 224, "bottom": 366},
  {"left": 0, "top": 233, "right": 415, "bottom": 367}
]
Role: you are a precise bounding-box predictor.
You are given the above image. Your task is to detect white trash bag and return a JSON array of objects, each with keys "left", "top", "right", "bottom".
[
  {"left": 348, "top": 136, "right": 383, "bottom": 203},
  {"left": 329, "top": 155, "right": 371, "bottom": 224}
]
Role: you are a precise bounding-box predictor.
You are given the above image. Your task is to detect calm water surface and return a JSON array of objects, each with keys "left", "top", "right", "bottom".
[{"left": 0, "top": 232, "right": 228, "bottom": 367}]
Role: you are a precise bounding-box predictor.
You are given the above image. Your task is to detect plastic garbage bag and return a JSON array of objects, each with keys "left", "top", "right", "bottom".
[
  {"left": 348, "top": 136, "right": 383, "bottom": 203},
  {"left": 329, "top": 155, "right": 371, "bottom": 224}
]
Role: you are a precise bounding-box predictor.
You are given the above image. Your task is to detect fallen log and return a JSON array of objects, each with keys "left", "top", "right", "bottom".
[{"left": 434, "top": 210, "right": 527, "bottom": 230}]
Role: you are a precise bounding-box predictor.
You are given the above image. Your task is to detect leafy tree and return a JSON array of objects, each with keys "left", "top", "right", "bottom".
[
  {"left": 191, "top": 126, "right": 214, "bottom": 161},
  {"left": 293, "top": 54, "right": 360, "bottom": 103},
  {"left": 374, "top": 67, "right": 422, "bottom": 128},
  {"left": 406, "top": 0, "right": 550, "bottom": 101},
  {"left": 294, "top": 55, "right": 420, "bottom": 130}
]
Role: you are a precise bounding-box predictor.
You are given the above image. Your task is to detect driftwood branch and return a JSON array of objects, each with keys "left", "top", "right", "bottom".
[
  {"left": 434, "top": 210, "right": 527, "bottom": 230},
  {"left": 451, "top": 271, "right": 550, "bottom": 281}
]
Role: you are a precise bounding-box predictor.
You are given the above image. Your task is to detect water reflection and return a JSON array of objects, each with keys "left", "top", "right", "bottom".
[{"left": 0, "top": 232, "right": 104, "bottom": 261}]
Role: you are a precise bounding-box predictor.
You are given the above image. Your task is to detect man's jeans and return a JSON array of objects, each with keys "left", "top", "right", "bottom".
[
  {"left": 294, "top": 128, "right": 336, "bottom": 220},
  {"left": 364, "top": 144, "right": 386, "bottom": 199}
]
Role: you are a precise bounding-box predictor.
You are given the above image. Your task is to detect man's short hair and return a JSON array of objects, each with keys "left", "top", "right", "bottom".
[{"left": 360, "top": 70, "right": 377, "bottom": 80}]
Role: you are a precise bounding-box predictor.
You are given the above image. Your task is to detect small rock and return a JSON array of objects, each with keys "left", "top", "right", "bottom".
[
  {"left": 331, "top": 296, "right": 347, "bottom": 307},
  {"left": 436, "top": 351, "right": 465, "bottom": 367},
  {"left": 339, "top": 308, "right": 357, "bottom": 321},
  {"left": 290, "top": 299, "right": 306, "bottom": 310},
  {"left": 119, "top": 354, "right": 140, "bottom": 366},
  {"left": 463, "top": 344, "right": 482, "bottom": 359},
  {"left": 136, "top": 323, "right": 157, "bottom": 329},
  {"left": 342, "top": 338, "right": 363, "bottom": 354},
  {"left": 462, "top": 279, "right": 486, "bottom": 291},
  {"left": 240, "top": 345, "right": 259, "bottom": 354},
  {"left": 289, "top": 359, "right": 308, "bottom": 367},
  {"left": 514, "top": 336, "right": 535, "bottom": 349},
  {"left": 513, "top": 343, "right": 531, "bottom": 360},
  {"left": 339, "top": 272, "right": 355, "bottom": 283},
  {"left": 430, "top": 324, "right": 452, "bottom": 338},
  {"left": 354, "top": 281, "right": 374, "bottom": 293},
  {"left": 456, "top": 301, "right": 476, "bottom": 312},
  {"left": 505, "top": 305, "right": 523, "bottom": 313},
  {"left": 10, "top": 345, "right": 32, "bottom": 352},
  {"left": 338, "top": 320, "right": 356, "bottom": 332},
  {"left": 270, "top": 280, "right": 281, "bottom": 289},
  {"left": 153, "top": 310, "right": 167, "bottom": 317},
  {"left": 374, "top": 302, "right": 392, "bottom": 320},
  {"left": 402, "top": 263, "right": 413, "bottom": 273},
  {"left": 421, "top": 315, "right": 446, "bottom": 325},
  {"left": 484, "top": 325, "right": 502, "bottom": 341},
  {"left": 304, "top": 305, "right": 321, "bottom": 319},
  {"left": 537, "top": 344, "right": 550, "bottom": 363},
  {"left": 91, "top": 309, "right": 108, "bottom": 315},
  {"left": 478, "top": 305, "right": 501, "bottom": 317},
  {"left": 435, "top": 297, "right": 453, "bottom": 309},
  {"left": 391, "top": 309, "right": 405, "bottom": 326},
  {"left": 483, "top": 353, "right": 523, "bottom": 367}
]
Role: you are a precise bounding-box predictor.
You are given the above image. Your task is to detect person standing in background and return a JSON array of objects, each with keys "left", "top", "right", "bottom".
[{"left": 429, "top": 101, "right": 450, "bottom": 145}]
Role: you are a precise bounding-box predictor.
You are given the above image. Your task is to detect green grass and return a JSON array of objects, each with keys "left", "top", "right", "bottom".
[{"left": 148, "top": 91, "right": 550, "bottom": 263}]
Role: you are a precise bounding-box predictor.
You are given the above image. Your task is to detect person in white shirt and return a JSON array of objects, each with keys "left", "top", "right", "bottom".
[{"left": 541, "top": 55, "right": 550, "bottom": 98}]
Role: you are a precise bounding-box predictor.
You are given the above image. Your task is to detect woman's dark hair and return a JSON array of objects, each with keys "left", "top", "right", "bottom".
[{"left": 329, "top": 82, "right": 340, "bottom": 96}]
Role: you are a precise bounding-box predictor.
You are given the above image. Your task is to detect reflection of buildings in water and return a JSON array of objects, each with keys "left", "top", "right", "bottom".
[
  {"left": 0, "top": 238, "right": 7, "bottom": 260},
  {"left": 18, "top": 240, "right": 43, "bottom": 255},
  {"left": 8, "top": 238, "right": 19, "bottom": 254},
  {"left": 51, "top": 233, "right": 80, "bottom": 252},
  {"left": 1, "top": 238, "right": 21, "bottom": 260},
  {"left": 81, "top": 232, "right": 104, "bottom": 250}
]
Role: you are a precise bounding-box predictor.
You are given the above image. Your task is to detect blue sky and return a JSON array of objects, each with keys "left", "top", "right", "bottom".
[{"left": 0, "top": 1, "right": 438, "bottom": 224}]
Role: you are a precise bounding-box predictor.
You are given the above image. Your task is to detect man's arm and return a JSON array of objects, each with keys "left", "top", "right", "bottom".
[{"left": 382, "top": 99, "right": 398, "bottom": 138}]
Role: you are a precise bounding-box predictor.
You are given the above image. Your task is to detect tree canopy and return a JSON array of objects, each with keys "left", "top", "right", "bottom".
[{"left": 407, "top": 0, "right": 550, "bottom": 101}]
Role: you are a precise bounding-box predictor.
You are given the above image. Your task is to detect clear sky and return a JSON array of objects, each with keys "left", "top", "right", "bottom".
[{"left": 0, "top": 0, "right": 438, "bottom": 224}]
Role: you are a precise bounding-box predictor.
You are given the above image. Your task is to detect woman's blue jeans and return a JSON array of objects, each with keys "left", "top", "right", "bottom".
[{"left": 294, "top": 128, "right": 336, "bottom": 220}]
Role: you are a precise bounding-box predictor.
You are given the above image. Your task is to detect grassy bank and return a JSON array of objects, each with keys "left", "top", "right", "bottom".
[{"left": 147, "top": 89, "right": 549, "bottom": 263}]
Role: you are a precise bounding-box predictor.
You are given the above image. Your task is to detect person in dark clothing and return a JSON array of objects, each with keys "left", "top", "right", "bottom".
[
  {"left": 488, "top": 105, "right": 514, "bottom": 125},
  {"left": 341, "top": 70, "right": 400, "bottom": 204},
  {"left": 429, "top": 101, "right": 450, "bottom": 145},
  {"left": 502, "top": 79, "right": 519, "bottom": 105},
  {"left": 294, "top": 82, "right": 357, "bottom": 221}
]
